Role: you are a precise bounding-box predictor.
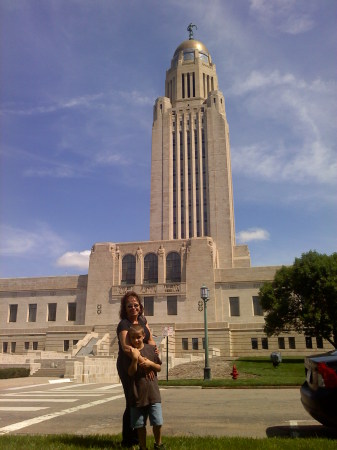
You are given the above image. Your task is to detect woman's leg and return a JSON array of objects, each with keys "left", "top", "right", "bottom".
[{"left": 117, "top": 361, "right": 138, "bottom": 446}]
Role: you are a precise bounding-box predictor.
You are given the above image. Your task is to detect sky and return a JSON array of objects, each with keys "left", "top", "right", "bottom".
[{"left": 0, "top": 0, "right": 336, "bottom": 278}]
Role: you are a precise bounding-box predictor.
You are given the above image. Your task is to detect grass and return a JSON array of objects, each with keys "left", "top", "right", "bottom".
[
  {"left": 0, "top": 434, "right": 336, "bottom": 450},
  {"left": 159, "top": 357, "right": 305, "bottom": 387}
]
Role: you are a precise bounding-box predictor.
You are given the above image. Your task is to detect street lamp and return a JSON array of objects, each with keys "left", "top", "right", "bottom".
[{"left": 200, "top": 285, "right": 211, "bottom": 380}]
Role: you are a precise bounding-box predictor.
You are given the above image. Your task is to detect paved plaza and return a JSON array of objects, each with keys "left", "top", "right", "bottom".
[{"left": 1, "top": 377, "right": 336, "bottom": 439}]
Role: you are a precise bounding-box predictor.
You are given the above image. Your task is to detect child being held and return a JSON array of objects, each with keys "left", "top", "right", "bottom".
[{"left": 125, "top": 324, "right": 165, "bottom": 450}]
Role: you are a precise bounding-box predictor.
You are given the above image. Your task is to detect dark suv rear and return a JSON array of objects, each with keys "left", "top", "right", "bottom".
[{"left": 300, "top": 350, "right": 337, "bottom": 428}]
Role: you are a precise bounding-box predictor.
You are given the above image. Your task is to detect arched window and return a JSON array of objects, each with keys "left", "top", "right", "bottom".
[
  {"left": 166, "top": 252, "right": 181, "bottom": 283},
  {"left": 144, "top": 253, "right": 158, "bottom": 284},
  {"left": 122, "top": 254, "right": 136, "bottom": 285}
]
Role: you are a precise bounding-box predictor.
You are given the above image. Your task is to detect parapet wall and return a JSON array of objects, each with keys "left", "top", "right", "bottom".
[{"left": 64, "top": 356, "right": 119, "bottom": 383}]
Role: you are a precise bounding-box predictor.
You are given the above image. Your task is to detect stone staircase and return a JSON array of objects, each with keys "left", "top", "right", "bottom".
[
  {"left": 76, "top": 337, "right": 99, "bottom": 356},
  {"left": 31, "top": 367, "right": 65, "bottom": 378},
  {"left": 31, "top": 359, "right": 66, "bottom": 378}
]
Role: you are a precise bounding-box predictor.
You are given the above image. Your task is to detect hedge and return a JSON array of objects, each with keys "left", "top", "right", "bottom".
[{"left": 0, "top": 367, "right": 30, "bottom": 379}]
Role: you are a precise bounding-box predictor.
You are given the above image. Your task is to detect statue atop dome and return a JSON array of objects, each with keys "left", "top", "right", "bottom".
[{"left": 187, "top": 23, "right": 197, "bottom": 40}]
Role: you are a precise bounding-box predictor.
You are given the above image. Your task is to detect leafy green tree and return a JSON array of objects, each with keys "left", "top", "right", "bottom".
[{"left": 259, "top": 251, "right": 337, "bottom": 348}]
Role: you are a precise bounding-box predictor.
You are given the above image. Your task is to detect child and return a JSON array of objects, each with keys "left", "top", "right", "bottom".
[{"left": 126, "top": 324, "right": 165, "bottom": 450}]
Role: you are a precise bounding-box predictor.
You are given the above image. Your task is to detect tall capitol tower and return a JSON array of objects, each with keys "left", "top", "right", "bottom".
[
  {"left": 3, "top": 27, "right": 312, "bottom": 362},
  {"left": 150, "top": 25, "right": 251, "bottom": 269}
]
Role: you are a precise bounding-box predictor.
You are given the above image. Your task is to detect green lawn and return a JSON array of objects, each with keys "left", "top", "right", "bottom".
[
  {"left": 0, "top": 434, "right": 336, "bottom": 450},
  {"left": 159, "top": 357, "right": 305, "bottom": 387}
]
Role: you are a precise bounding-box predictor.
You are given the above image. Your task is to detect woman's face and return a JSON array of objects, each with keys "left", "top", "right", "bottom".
[{"left": 126, "top": 296, "right": 140, "bottom": 320}]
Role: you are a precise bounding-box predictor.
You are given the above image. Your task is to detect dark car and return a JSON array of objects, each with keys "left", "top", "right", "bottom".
[{"left": 300, "top": 349, "right": 337, "bottom": 428}]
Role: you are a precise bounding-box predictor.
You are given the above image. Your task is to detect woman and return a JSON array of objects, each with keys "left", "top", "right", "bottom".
[{"left": 116, "top": 291, "right": 156, "bottom": 448}]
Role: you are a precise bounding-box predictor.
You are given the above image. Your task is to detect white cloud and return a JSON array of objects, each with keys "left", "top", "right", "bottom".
[
  {"left": 56, "top": 250, "right": 90, "bottom": 270},
  {"left": 229, "top": 70, "right": 333, "bottom": 97},
  {"left": 1, "top": 93, "right": 104, "bottom": 116},
  {"left": 0, "top": 224, "right": 66, "bottom": 257},
  {"left": 249, "top": 0, "right": 315, "bottom": 35},
  {"left": 23, "top": 165, "right": 77, "bottom": 178},
  {"left": 232, "top": 139, "right": 336, "bottom": 186},
  {"left": 94, "top": 151, "right": 131, "bottom": 166},
  {"left": 230, "top": 70, "right": 300, "bottom": 96},
  {"left": 230, "top": 70, "right": 337, "bottom": 186},
  {"left": 237, "top": 228, "right": 270, "bottom": 243},
  {"left": 119, "top": 90, "right": 154, "bottom": 106}
]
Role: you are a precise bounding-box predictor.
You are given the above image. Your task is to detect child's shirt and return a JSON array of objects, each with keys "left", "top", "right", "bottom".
[{"left": 125, "top": 343, "right": 162, "bottom": 408}]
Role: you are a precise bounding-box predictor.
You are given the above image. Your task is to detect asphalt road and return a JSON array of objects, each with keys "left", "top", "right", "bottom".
[{"left": 0, "top": 377, "right": 336, "bottom": 439}]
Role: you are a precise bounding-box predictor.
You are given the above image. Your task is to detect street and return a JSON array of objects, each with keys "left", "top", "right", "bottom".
[{"left": 0, "top": 377, "right": 336, "bottom": 439}]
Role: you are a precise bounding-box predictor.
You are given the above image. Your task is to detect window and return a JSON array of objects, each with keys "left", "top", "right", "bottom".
[
  {"left": 33, "top": 341, "right": 38, "bottom": 350},
  {"left": 288, "top": 337, "right": 296, "bottom": 349},
  {"left": 67, "top": 303, "right": 76, "bottom": 321},
  {"left": 64, "top": 340, "right": 70, "bottom": 352},
  {"left": 202, "top": 337, "right": 205, "bottom": 349},
  {"left": 251, "top": 338, "right": 258, "bottom": 350},
  {"left": 192, "top": 338, "right": 199, "bottom": 350},
  {"left": 261, "top": 338, "right": 269, "bottom": 349},
  {"left": 24, "top": 342, "right": 30, "bottom": 351},
  {"left": 166, "top": 252, "right": 181, "bottom": 282},
  {"left": 73, "top": 339, "right": 79, "bottom": 346},
  {"left": 199, "top": 52, "right": 208, "bottom": 63},
  {"left": 252, "top": 296, "right": 263, "bottom": 316},
  {"left": 11, "top": 342, "right": 16, "bottom": 353},
  {"left": 122, "top": 254, "right": 136, "bottom": 285},
  {"left": 144, "top": 253, "right": 158, "bottom": 284},
  {"left": 278, "top": 337, "right": 285, "bottom": 349},
  {"left": 48, "top": 303, "right": 57, "bottom": 322},
  {"left": 9, "top": 304, "right": 18, "bottom": 322},
  {"left": 229, "top": 297, "right": 240, "bottom": 316},
  {"left": 144, "top": 297, "right": 154, "bottom": 316},
  {"left": 182, "top": 338, "right": 188, "bottom": 350},
  {"left": 316, "top": 337, "right": 323, "bottom": 349},
  {"left": 167, "top": 296, "right": 178, "bottom": 315},
  {"left": 305, "top": 336, "right": 313, "bottom": 349},
  {"left": 28, "top": 303, "right": 37, "bottom": 322},
  {"left": 183, "top": 51, "right": 194, "bottom": 61}
]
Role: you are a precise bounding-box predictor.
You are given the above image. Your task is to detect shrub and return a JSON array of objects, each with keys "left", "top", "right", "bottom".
[{"left": 0, "top": 367, "right": 30, "bottom": 379}]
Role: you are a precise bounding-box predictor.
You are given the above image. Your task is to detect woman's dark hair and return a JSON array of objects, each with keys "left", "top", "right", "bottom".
[{"left": 119, "top": 291, "right": 144, "bottom": 320}]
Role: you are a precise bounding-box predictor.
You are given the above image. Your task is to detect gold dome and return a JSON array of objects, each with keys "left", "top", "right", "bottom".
[{"left": 173, "top": 39, "right": 209, "bottom": 57}]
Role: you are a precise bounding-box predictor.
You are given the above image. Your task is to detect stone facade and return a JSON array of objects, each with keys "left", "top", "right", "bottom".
[
  {"left": 0, "top": 36, "right": 333, "bottom": 361},
  {"left": 0, "top": 237, "right": 332, "bottom": 357}
]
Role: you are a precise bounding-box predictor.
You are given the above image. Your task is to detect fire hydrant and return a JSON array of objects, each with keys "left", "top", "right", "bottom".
[{"left": 231, "top": 364, "right": 238, "bottom": 380}]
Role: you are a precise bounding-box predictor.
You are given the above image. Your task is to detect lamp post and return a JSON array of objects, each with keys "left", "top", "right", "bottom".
[{"left": 200, "top": 285, "right": 211, "bottom": 380}]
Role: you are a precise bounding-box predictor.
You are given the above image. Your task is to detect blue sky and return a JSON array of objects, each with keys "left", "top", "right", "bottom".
[{"left": 1, "top": 0, "right": 336, "bottom": 278}]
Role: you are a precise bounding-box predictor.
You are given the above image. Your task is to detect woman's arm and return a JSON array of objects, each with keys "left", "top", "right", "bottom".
[
  {"left": 119, "top": 329, "right": 150, "bottom": 365},
  {"left": 118, "top": 330, "right": 132, "bottom": 354},
  {"left": 145, "top": 323, "right": 156, "bottom": 346}
]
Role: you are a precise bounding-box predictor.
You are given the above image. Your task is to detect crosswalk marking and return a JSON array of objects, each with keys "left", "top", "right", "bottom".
[
  {"left": 0, "top": 407, "right": 49, "bottom": 412},
  {"left": 96, "top": 384, "right": 122, "bottom": 390},
  {"left": 3, "top": 393, "right": 104, "bottom": 397},
  {"left": 52, "top": 383, "right": 95, "bottom": 390},
  {"left": 0, "top": 382, "right": 124, "bottom": 433},
  {"left": 4, "top": 383, "right": 51, "bottom": 391},
  {"left": 0, "top": 394, "right": 125, "bottom": 435},
  {"left": 0, "top": 399, "right": 77, "bottom": 403}
]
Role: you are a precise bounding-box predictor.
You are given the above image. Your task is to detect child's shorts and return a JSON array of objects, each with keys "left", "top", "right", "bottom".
[{"left": 130, "top": 402, "right": 163, "bottom": 428}]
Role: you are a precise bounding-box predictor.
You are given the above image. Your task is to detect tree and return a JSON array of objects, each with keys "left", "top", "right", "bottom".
[{"left": 259, "top": 251, "right": 337, "bottom": 348}]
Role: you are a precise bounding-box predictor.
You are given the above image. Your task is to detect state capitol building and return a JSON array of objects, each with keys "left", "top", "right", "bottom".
[{"left": 0, "top": 30, "right": 331, "bottom": 370}]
